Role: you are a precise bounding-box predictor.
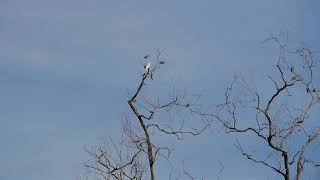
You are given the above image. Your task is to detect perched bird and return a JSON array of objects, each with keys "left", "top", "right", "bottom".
[
  {"left": 144, "top": 55, "right": 149, "bottom": 59},
  {"left": 290, "top": 66, "right": 294, "bottom": 72},
  {"left": 159, "top": 60, "right": 166, "bottom": 64},
  {"left": 144, "top": 62, "right": 151, "bottom": 72}
]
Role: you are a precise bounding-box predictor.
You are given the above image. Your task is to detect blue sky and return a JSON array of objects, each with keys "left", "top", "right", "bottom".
[{"left": 0, "top": 1, "right": 319, "bottom": 180}]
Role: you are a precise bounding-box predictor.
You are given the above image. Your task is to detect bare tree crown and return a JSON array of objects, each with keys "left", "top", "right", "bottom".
[{"left": 85, "top": 36, "right": 319, "bottom": 180}]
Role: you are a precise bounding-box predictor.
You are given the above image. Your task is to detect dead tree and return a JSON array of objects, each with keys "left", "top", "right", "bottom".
[
  {"left": 85, "top": 50, "right": 209, "bottom": 180},
  {"left": 191, "top": 35, "right": 319, "bottom": 180},
  {"left": 85, "top": 133, "right": 145, "bottom": 180}
]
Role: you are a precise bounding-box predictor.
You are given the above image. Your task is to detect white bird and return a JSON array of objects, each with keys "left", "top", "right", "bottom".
[{"left": 144, "top": 62, "right": 151, "bottom": 72}]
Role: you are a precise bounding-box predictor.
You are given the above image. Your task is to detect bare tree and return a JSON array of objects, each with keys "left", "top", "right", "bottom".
[
  {"left": 84, "top": 35, "right": 319, "bottom": 180},
  {"left": 85, "top": 132, "right": 145, "bottom": 180},
  {"left": 191, "top": 34, "right": 320, "bottom": 180},
  {"left": 85, "top": 50, "right": 209, "bottom": 180}
]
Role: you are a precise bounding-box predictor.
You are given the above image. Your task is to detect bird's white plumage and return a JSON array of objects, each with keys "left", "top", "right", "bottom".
[{"left": 145, "top": 62, "right": 151, "bottom": 72}]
